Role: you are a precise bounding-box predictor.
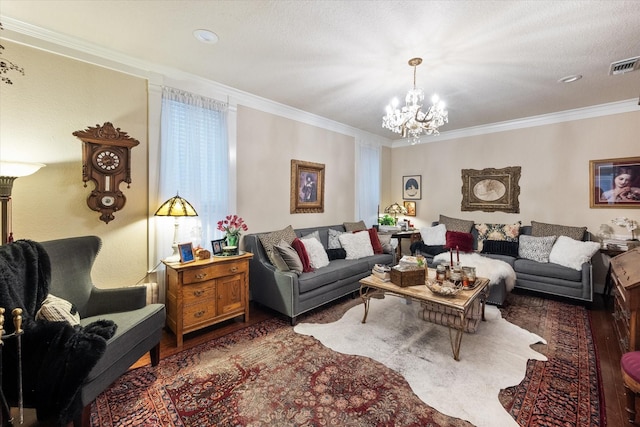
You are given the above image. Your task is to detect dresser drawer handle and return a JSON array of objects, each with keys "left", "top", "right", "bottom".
[
  {"left": 194, "top": 310, "right": 205, "bottom": 318},
  {"left": 229, "top": 267, "right": 238, "bottom": 273},
  {"left": 193, "top": 290, "right": 205, "bottom": 297},
  {"left": 195, "top": 273, "right": 208, "bottom": 279}
]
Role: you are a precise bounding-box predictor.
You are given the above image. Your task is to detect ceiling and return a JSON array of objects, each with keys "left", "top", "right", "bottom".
[{"left": 2, "top": 0, "right": 639, "bottom": 139}]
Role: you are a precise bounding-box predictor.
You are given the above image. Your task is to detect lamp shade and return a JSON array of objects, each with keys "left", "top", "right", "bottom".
[
  {"left": 154, "top": 194, "right": 198, "bottom": 217},
  {"left": 0, "top": 161, "right": 46, "bottom": 178},
  {"left": 384, "top": 202, "right": 408, "bottom": 216}
]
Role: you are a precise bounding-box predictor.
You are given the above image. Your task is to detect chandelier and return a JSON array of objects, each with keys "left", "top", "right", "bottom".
[{"left": 382, "top": 58, "right": 448, "bottom": 145}]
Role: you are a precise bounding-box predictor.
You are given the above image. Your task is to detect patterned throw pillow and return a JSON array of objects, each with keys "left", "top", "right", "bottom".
[
  {"left": 439, "top": 215, "right": 474, "bottom": 233},
  {"left": 339, "top": 230, "right": 374, "bottom": 259},
  {"left": 518, "top": 235, "right": 557, "bottom": 263},
  {"left": 531, "top": 221, "right": 587, "bottom": 241},
  {"left": 36, "top": 294, "right": 81, "bottom": 325},
  {"left": 343, "top": 220, "right": 367, "bottom": 232},
  {"left": 258, "top": 225, "right": 297, "bottom": 264},
  {"left": 474, "top": 222, "right": 521, "bottom": 252},
  {"left": 328, "top": 228, "right": 344, "bottom": 249}
]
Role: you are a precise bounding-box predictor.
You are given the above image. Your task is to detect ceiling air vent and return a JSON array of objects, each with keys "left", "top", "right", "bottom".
[{"left": 609, "top": 56, "right": 640, "bottom": 75}]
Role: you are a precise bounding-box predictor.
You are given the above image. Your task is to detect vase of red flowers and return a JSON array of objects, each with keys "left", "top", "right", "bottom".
[{"left": 217, "top": 215, "right": 249, "bottom": 250}]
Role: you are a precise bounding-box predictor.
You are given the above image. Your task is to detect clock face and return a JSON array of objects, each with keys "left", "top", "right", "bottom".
[{"left": 93, "top": 149, "right": 121, "bottom": 172}]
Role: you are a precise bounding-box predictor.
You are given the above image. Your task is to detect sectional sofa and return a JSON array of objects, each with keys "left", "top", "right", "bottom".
[
  {"left": 411, "top": 216, "right": 600, "bottom": 305},
  {"left": 243, "top": 224, "right": 394, "bottom": 325}
]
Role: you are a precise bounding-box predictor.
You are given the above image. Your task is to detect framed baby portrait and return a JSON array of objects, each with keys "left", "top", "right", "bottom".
[
  {"left": 590, "top": 157, "right": 640, "bottom": 208},
  {"left": 403, "top": 175, "right": 421, "bottom": 200}
]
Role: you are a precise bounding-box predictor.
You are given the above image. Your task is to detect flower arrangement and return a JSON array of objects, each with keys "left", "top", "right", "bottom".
[
  {"left": 217, "top": 214, "right": 248, "bottom": 237},
  {"left": 611, "top": 217, "right": 638, "bottom": 240}
]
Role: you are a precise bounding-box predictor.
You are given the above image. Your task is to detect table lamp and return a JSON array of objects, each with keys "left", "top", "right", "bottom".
[
  {"left": 154, "top": 193, "right": 198, "bottom": 262},
  {"left": 384, "top": 202, "right": 408, "bottom": 224},
  {"left": 0, "top": 161, "right": 46, "bottom": 245}
]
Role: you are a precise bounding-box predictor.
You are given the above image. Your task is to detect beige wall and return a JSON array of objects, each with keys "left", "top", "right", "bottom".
[
  {"left": 236, "top": 106, "right": 357, "bottom": 234},
  {"left": 390, "top": 111, "right": 640, "bottom": 287},
  {"left": 0, "top": 41, "right": 149, "bottom": 287}
]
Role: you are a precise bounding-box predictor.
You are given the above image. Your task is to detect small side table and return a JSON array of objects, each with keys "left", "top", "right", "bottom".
[{"left": 391, "top": 230, "right": 422, "bottom": 258}]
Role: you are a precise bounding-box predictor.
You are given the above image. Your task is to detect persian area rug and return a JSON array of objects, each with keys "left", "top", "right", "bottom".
[
  {"left": 295, "top": 296, "right": 546, "bottom": 427},
  {"left": 91, "top": 293, "right": 604, "bottom": 427}
]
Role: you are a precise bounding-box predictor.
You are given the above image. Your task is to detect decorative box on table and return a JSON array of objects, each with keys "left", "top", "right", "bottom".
[{"left": 390, "top": 265, "right": 426, "bottom": 287}]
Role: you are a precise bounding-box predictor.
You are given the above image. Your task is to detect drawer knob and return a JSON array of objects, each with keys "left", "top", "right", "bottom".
[
  {"left": 195, "top": 273, "right": 208, "bottom": 279},
  {"left": 194, "top": 310, "right": 205, "bottom": 318},
  {"left": 193, "top": 290, "right": 205, "bottom": 297},
  {"left": 230, "top": 267, "right": 238, "bottom": 273}
]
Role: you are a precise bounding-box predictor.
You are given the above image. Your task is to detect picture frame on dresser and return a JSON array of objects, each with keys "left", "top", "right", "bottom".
[
  {"left": 589, "top": 156, "right": 640, "bottom": 208},
  {"left": 178, "top": 242, "right": 195, "bottom": 263},
  {"left": 211, "top": 238, "right": 225, "bottom": 255}
]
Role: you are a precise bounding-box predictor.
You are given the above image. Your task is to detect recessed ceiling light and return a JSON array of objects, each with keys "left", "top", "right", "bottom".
[
  {"left": 193, "top": 29, "right": 218, "bottom": 44},
  {"left": 558, "top": 74, "right": 582, "bottom": 83}
]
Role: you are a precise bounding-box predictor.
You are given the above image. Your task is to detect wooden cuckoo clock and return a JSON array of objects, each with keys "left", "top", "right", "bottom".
[{"left": 73, "top": 122, "right": 140, "bottom": 224}]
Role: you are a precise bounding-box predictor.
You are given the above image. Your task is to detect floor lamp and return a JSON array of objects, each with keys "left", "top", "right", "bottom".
[
  {"left": 0, "top": 161, "right": 46, "bottom": 245},
  {"left": 154, "top": 193, "right": 198, "bottom": 262}
]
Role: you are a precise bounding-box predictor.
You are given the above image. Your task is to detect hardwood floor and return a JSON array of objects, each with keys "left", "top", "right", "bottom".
[{"left": 12, "top": 296, "right": 633, "bottom": 426}]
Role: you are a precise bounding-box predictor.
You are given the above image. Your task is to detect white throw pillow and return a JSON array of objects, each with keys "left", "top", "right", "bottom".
[
  {"left": 420, "top": 224, "right": 447, "bottom": 246},
  {"left": 339, "top": 231, "right": 374, "bottom": 260},
  {"left": 548, "top": 235, "right": 600, "bottom": 270},
  {"left": 36, "top": 294, "right": 81, "bottom": 325},
  {"left": 300, "top": 235, "right": 330, "bottom": 269}
]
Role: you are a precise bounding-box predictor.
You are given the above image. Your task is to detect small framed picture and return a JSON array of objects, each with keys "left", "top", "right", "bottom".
[
  {"left": 403, "top": 175, "right": 421, "bottom": 200},
  {"left": 178, "top": 242, "right": 195, "bottom": 263},
  {"left": 404, "top": 201, "right": 416, "bottom": 216},
  {"left": 211, "top": 238, "right": 226, "bottom": 255}
]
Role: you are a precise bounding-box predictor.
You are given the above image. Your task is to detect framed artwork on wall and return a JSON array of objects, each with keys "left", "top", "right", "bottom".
[
  {"left": 590, "top": 156, "right": 640, "bottom": 208},
  {"left": 403, "top": 175, "right": 421, "bottom": 200},
  {"left": 178, "top": 242, "right": 195, "bottom": 263},
  {"left": 461, "top": 166, "right": 521, "bottom": 213},
  {"left": 404, "top": 201, "right": 416, "bottom": 216},
  {"left": 291, "top": 159, "right": 325, "bottom": 213}
]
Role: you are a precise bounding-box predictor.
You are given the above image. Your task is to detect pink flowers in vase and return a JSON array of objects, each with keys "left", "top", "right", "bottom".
[{"left": 217, "top": 214, "right": 249, "bottom": 237}]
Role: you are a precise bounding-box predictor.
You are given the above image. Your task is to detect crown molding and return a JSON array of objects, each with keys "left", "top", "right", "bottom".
[{"left": 391, "top": 99, "right": 639, "bottom": 148}]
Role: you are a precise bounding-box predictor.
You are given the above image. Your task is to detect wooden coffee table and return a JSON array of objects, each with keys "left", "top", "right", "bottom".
[{"left": 359, "top": 272, "right": 490, "bottom": 361}]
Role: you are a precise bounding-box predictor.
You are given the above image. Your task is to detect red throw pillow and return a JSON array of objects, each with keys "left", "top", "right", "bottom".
[
  {"left": 291, "top": 238, "right": 313, "bottom": 272},
  {"left": 445, "top": 231, "right": 474, "bottom": 253},
  {"left": 368, "top": 228, "right": 384, "bottom": 254}
]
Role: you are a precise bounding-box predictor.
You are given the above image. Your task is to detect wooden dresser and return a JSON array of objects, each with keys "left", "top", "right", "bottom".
[
  {"left": 611, "top": 247, "right": 640, "bottom": 353},
  {"left": 163, "top": 252, "right": 253, "bottom": 347}
]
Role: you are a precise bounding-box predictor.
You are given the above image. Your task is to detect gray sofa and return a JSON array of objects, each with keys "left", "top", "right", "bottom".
[
  {"left": 412, "top": 224, "right": 594, "bottom": 305},
  {"left": 243, "top": 225, "right": 394, "bottom": 325},
  {"left": 0, "top": 236, "right": 166, "bottom": 427}
]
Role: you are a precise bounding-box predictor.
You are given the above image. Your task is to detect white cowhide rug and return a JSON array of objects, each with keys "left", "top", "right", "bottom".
[{"left": 294, "top": 296, "right": 546, "bottom": 427}]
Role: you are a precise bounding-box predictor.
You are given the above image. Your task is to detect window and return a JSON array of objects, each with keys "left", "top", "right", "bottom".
[
  {"left": 157, "top": 87, "right": 229, "bottom": 257},
  {"left": 356, "top": 141, "right": 381, "bottom": 227}
]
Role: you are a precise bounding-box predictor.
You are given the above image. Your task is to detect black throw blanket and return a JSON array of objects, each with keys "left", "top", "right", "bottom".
[{"left": 1, "top": 240, "right": 117, "bottom": 426}]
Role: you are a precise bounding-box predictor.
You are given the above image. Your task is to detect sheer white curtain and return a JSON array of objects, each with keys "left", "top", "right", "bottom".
[
  {"left": 156, "top": 87, "right": 229, "bottom": 260},
  {"left": 356, "top": 141, "right": 381, "bottom": 227}
]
